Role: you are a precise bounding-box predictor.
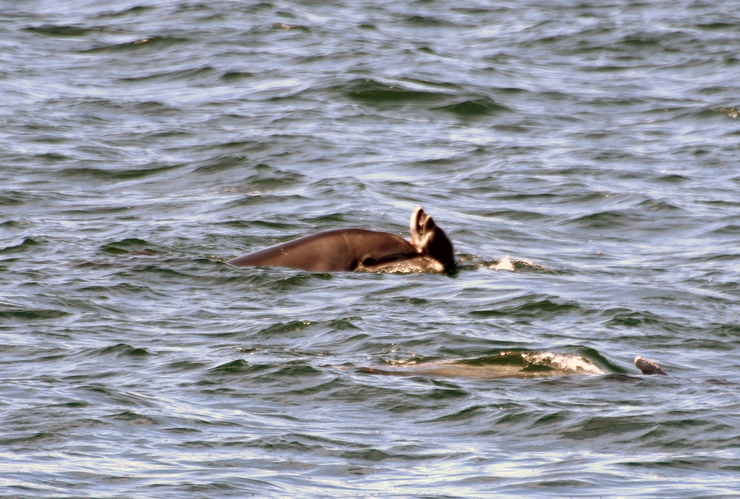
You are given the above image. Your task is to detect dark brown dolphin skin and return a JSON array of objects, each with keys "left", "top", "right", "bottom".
[{"left": 228, "top": 207, "right": 455, "bottom": 273}]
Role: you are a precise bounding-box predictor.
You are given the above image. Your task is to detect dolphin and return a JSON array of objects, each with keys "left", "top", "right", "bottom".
[{"left": 228, "top": 207, "right": 455, "bottom": 273}]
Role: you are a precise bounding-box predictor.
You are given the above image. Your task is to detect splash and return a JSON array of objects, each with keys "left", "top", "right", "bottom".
[
  {"left": 519, "top": 351, "right": 605, "bottom": 375},
  {"left": 490, "top": 257, "right": 548, "bottom": 272},
  {"left": 493, "top": 256, "right": 515, "bottom": 271}
]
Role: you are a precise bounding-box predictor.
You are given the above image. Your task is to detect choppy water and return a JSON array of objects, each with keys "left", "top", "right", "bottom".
[{"left": 2, "top": 0, "right": 740, "bottom": 497}]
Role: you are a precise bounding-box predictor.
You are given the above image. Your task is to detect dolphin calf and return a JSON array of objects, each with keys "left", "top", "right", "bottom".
[{"left": 228, "top": 207, "right": 455, "bottom": 273}]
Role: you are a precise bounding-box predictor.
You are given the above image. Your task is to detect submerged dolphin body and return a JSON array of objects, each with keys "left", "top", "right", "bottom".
[
  {"left": 228, "top": 207, "right": 455, "bottom": 273},
  {"left": 359, "top": 355, "right": 669, "bottom": 380}
]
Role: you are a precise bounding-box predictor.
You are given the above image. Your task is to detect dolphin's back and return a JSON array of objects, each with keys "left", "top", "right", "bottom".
[{"left": 228, "top": 229, "right": 417, "bottom": 272}]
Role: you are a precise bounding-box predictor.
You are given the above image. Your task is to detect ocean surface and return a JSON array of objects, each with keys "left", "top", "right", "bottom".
[{"left": 2, "top": 0, "right": 740, "bottom": 497}]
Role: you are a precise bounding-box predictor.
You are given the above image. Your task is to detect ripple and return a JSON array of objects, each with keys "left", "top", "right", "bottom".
[
  {"left": 82, "top": 36, "right": 192, "bottom": 54},
  {"left": 343, "top": 78, "right": 451, "bottom": 104},
  {"left": 434, "top": 96, "right": 511, "bottom": 117}
]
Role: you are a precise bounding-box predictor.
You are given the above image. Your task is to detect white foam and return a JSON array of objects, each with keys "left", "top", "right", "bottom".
[
  {"left": 493, "top": 256, "right": 515, "bottom": 271},
  {"left": 522, "top": 351, "right": 605, "bottom": 375}
]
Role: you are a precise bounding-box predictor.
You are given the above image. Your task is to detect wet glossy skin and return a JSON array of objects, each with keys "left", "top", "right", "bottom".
[{"left": 228, "top": 207, "right": 455, "bottom": 273}]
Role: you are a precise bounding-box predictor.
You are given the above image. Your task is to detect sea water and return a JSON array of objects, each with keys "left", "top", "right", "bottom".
[{"left": 1, "top": 0, "right": 739, "bottom": 497}]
